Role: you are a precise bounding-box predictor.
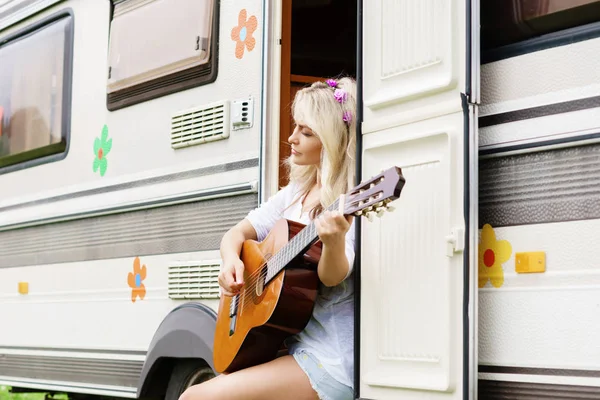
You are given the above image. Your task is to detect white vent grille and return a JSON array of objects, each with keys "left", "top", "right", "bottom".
[
  {"left": 168, "top": 260, "right": 221, "bottom": 300},
  {"left": 171, "top": 100, "right": 230, "bottom": 149}
]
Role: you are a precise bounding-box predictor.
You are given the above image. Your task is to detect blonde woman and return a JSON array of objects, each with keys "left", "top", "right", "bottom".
[{"left": 181, "top": 77, "right": 357, "bottom": 400}]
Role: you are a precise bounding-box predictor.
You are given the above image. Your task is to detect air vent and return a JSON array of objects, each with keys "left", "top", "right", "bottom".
[
  {"left": 168, "top": 260, "right": 221, "bottom": 300},
  {"left": 170, "top": 100, "right": 230, "bottom": 149}
]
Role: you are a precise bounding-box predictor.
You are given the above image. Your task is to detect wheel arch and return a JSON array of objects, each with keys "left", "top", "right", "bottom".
[{"left": 137, "top": 302, "right": 217, "bottom": 398}]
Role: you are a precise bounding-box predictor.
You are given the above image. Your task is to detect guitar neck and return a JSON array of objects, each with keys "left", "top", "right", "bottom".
[{"left": 264, "top": 198, "right": 341, "bottom": 284}]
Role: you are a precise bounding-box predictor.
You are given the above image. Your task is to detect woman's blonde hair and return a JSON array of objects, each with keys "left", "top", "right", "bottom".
[{"left": 286, "top": 76, "right": 357, "bottom": 218}]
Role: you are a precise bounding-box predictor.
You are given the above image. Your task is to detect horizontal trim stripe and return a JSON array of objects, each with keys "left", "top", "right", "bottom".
[
  {"left": 479, "top": 132, "right": 600, "bottom": 157},
  {"left": 480, "top": 95, "right": 600, "bottom": 128},
  {"left": 0, "top": 346, "right": 146, "bottom": 356},
  {"left": 0, "top": 158, "right": 258, "bottom": 214},
  {"left": 1, "top": 181, "right": 257, "bottom": 231},
  {"left": 480, "top": 365, "right": 600, "bottom": 378},
  {"left": 479, "top": 379, "right": 600, "bottom": 399}
]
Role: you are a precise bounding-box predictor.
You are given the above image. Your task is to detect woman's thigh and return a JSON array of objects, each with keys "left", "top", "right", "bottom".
[{"left": 179, "top": 355, "right": 319, "bottom": 400}]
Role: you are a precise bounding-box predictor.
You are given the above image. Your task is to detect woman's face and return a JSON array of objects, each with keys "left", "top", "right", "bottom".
[{"left": 288, "top": 123, "right": 322, "bottom": 166}]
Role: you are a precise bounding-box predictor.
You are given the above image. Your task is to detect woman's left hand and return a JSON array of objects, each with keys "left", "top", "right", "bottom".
[{"left": 314, "top": 210, "right": 353, "bottom": 247}]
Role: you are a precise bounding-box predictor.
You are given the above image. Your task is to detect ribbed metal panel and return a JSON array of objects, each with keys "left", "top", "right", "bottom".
[
  {"left": 479, "top": 380, "right": 600, "bottom": 399},
  {"left": 480, "top": 143, "right": 600, "bottom": 227},
  {"left": 0, "top": 354, "right": 142, "bottom": 388},
  {"left": 0, "top": 193, "right": 257, "bottom": 268},
  {"left": 0, "top": 0, "right": 63, "bottom": 31}
]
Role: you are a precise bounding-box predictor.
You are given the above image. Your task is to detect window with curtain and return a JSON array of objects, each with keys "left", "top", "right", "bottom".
[
  {"left": 0, "top": 14, "right": 73, "bottom": 171},
  {"left": 107, "top": 0, "right": 219, "bottom": 110}
]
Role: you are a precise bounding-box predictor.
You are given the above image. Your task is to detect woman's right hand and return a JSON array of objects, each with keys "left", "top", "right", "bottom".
[{"left": 218, "top": 257, "right": 245, "bottom": 296}]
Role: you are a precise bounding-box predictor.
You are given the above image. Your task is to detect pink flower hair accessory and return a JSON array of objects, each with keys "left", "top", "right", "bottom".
[
  {"left": 342, "top": 111, "right": 352, "bottom": 125},
  {"left": 334, "top": 88, "right": 348, "bottom": 104},
  {"left": 326, "top": 79, "right": 338, "bottom": 88}
]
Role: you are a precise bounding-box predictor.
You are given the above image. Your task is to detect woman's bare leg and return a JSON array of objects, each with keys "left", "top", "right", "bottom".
[{"left": 179, "top": 355, "right": 319, "bottom": 400}]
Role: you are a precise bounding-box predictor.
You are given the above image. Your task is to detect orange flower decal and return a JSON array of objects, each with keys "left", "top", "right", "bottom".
[
  {"left": 479, "top": 224, "right": 512, "bottom": 288},
  {"left": 231, "top": 9, "right": 257, "bottom": 59},
  {"left": 127, "top": 257, "right": 147, "bottom": 302}
]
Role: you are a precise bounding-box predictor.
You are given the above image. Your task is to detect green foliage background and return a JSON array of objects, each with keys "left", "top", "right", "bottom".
[{"left": 0, "top": 386, "right": 67, "bottom": 400}]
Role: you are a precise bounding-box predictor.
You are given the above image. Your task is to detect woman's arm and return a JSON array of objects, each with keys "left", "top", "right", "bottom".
[
  {"left": 317, "top": 237, "right": 349, "bottom": 287},
  {"left": 218, "top": 183, "right": 295, "bottom": 296},
  {"left": 315, "top": 211, "right": 354, "bottom": 287},
  {"left": 218, "top": 219, "right": 257, "bottom": 296}
]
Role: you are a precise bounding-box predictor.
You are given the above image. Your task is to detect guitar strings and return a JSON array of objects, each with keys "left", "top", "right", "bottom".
[
  {"left": 231, "top": 197, "right": 344, "bottom": 313},
  {"left": 236, "top": 197, "right": 337, "bottom": 307},
  {"left": 234, "top": 203, "right": 321, "bottom": 307},
  {"left": 234, "top": 195, "right": 355, "bottom": 310},
  {"left": 236, "top": 219, "right": 316, "bottom": 311},
  {"left": 224, "top": 221, "right": 305, "bottom": 311}
]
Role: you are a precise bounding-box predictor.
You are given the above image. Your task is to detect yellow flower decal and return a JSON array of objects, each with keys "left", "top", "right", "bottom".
[{"left": 478, "top": 224, "right": 512, "bottom": 288}]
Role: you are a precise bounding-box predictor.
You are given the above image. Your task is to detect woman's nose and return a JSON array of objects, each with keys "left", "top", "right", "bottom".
[{"left": 288, "top": 131, "right": 298, "bottom": 144}]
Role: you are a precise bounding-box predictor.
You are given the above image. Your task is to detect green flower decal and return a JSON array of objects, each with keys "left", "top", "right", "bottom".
[{"left": 93, "top": 125, "right": 112, "bottom": 176}]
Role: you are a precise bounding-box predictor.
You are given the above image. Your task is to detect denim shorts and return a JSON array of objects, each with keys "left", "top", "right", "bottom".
[{"left": 293, "top": 349, "right": 354, "bottom": 400}]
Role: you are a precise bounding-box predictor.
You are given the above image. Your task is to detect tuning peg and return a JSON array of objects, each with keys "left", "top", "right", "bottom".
[
  {"left": 365, "top": 211, "right": 375, "bottom": 222},
  {"left": 354, "top": 210, "right": 363, "bottom": 216},
  {"left": 386, "top": 205, "right": 395, "bottom": 212},
  {"left": 376, "top": 207, "right": 385, "bottom": 217}
]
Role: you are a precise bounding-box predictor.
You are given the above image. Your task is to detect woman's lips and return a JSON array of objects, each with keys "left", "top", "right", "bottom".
[{"left": 291, "top": 149, "right": 300, "bottom": 155}]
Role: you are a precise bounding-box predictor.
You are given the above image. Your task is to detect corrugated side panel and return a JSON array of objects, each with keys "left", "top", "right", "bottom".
[
  {"left": 0, "top": 354, "right": 142, "bottom": 388},
  {"left": 480, "top": 142, "right": 600, "bottom": 227},
  {"left": 0, "top": 193, "right": 257, "bottom": 268}
]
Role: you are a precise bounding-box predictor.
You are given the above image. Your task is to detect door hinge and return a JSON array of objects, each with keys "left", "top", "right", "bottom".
[{"left": 445, "top": 227, "right": 465, "bottom": 257}]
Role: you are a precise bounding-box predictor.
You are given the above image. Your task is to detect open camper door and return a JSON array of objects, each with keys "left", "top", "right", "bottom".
[{"left": 359, "top": 1, "right": 479, "bottom": 399}]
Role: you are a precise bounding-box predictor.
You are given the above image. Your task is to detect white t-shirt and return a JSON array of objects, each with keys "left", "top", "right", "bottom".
[{"left": 245, "top": 182, "right": 355, "bottom": 388}]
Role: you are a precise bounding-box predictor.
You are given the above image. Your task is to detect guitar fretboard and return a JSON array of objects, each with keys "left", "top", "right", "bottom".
[{"left": 264, "top": 198, "right": 341, "bottom": 284}]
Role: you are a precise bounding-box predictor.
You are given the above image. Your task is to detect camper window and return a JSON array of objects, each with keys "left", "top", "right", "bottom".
[
  {"left": 0, "top": 15, "right": 72, "bottom": 172},
  {"left": 106, "top": 0, "right": 219, "bottom": 110},
  {"left": 482, "top": 0, "right": 600, "bottom": 61}
]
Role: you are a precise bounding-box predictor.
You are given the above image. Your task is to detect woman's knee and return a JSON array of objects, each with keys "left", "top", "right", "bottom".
[
  {"left": 178, "top": 375, "right": 224, "bottom": 400},
  {"left": 178, "top": 386, "right": 196, "bottom": 400},
  {"left": 178, "top": 382, "right": 211, "bottom": 400}
]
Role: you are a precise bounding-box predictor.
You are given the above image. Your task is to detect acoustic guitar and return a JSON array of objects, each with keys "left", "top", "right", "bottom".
[{"left": 213, "top": 167, "right": 406, "bottom": 373}]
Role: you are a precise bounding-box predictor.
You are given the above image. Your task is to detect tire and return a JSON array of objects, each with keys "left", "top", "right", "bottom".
[{"left": 165, "top": 359, "right": 215, "bottom": 400}]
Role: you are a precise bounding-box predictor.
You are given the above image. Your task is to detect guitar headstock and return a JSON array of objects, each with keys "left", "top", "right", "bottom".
[{"left": 342, "top": 166, "right": 405, "bottom": 221}]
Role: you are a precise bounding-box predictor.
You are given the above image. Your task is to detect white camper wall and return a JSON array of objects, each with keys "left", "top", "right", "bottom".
[{"left": 478, "top": 34, "right": 600, "bottom": 390}]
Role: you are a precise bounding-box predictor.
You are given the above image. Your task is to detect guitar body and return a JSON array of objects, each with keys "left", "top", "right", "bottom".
[{"left": 213, "top": 218, "right": 321, "bottom": 374}]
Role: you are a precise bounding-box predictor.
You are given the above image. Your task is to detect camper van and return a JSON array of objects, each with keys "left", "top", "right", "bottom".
[{"left": 1, "top": 0, "right": 599, "bottom": 399}]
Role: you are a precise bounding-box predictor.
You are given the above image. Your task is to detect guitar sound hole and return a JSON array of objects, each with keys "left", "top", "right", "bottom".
[{"left": 255, "top": 266, "right": 268, "bottom": 297}]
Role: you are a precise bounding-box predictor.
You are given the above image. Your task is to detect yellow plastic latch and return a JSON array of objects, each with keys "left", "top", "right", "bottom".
[
  {"left": 18, "top": 282, "right": 29, "bottom": 295},
  {"left": 515, "top": 252, "right": 546, "bottom": 273}
]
